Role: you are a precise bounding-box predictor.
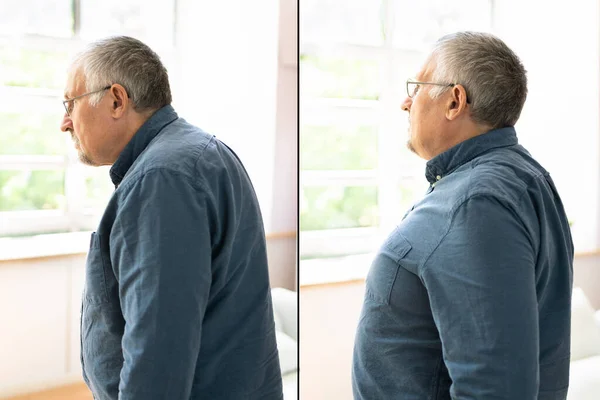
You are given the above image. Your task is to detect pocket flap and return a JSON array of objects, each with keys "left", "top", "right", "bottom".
[{"left": 382, "top": 232, "right": 412, "bottom": 263}]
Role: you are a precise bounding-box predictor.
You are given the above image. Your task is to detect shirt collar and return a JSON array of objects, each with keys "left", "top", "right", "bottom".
[
  {"left": 425, "top": 126, "right": 518, "bottom": 184},
  {"left": 109, "top": 105, "right": 178, "bottom": 187}
]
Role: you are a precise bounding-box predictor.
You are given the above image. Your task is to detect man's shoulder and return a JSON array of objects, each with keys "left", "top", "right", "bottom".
[
  {"left": 146, "top": 118, "right": 213, "bottom": 165},
  {"left": 147, "top": 118, "right": 245, "bottom": 173},
  {"left": 465, "top": 145, "right": 548, "bottom": 203},
  {"left": 120, "top": 120, "right": 250, "bottom": 198},
  {"left": 128, "top": 120, "right": 219, "bottom": 181}
]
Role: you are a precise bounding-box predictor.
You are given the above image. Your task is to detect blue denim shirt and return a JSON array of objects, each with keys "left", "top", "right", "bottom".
[
  {"left": 81, "top": 105, "right": 283, "bottom": 399},
  {"left": 352, "top": 127, "right": 574, "bottom": 399}
]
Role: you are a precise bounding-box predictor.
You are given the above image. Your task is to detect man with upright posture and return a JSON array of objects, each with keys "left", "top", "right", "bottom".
[
  {"left": 352, "top": 32, "right": 573, "bottom": 399},
  {"left": 61, "top": 36, "right": 283, "bottom": 399}
]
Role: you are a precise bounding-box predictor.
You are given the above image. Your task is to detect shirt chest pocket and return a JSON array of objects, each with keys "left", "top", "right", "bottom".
[
  {"left": 85, "top": 232, "right": 111, "bottom": 305},
  {"left": 365, "top": 233, "right": 413, "bottom": 306}
]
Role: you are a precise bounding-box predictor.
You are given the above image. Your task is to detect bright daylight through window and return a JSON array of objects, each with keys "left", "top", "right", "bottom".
[{"left": 300, "top": 0, "right": 492, "bottom": 261}]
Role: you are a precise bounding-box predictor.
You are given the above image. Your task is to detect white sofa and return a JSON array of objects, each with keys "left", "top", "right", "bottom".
[
  {"left": 568, "top": 287, "right": 600, "bottom": 399},
  {"left": 272, "top": 287, "right": 298, "bottom": 399}
]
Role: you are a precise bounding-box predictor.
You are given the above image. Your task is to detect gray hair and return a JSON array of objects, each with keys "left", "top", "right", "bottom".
[
  {"left": 72, "top": 36, "right": 172, "bottom": 112},
  {"left": 428, "top": 31, "right": 527, "bottom": 129}
]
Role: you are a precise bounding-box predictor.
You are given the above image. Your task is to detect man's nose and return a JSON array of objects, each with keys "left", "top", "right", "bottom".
[
  {"left": 401, "top": 96, "right": 412, "bottom": 112},
  {"left": 60, "top": 114, "right": 73, "bottom": 132}
]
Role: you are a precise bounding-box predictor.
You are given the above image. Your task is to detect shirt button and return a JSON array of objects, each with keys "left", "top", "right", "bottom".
[{"left": 436, "top": 175, "right": 441, "bottom": 181}]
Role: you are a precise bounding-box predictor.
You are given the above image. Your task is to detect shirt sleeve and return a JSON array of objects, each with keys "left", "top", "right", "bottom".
[
  {"left": 109, "top": 169, "right": 212, "bottom": 400},
  {"left": 421, "top": 194, "right": 539, "bottom": 399}
]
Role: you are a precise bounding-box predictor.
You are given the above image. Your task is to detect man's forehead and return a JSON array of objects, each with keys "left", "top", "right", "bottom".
[
  {"left": 64, "top": 68, "right": 84, "bottom": 98},
  {"left": 416, "top": 56, "right": 436, "bottom": 80}
]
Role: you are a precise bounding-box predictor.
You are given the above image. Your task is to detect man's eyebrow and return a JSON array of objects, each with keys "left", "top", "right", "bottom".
[{"left": 64, "top": 92, "right": 70, "bottom": 99}]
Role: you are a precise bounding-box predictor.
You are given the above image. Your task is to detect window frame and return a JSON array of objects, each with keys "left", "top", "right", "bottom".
[{"left": 300, "top": 0, "right": 493, "bottom": 259}]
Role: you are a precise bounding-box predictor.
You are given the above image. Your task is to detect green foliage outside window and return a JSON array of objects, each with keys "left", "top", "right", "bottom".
[
  {"left": 0, "top": 112, "right": 66, "bottom": 155},
  {"left": 300, "top": 54, "right": 380, "bottom": 100},
  {"left": 301, "top": 186, "right": 378, "bottom": 231},
  {"left": 83, "top": 166, "right": 114, "bottom": 209},
  {"left": 0, "top": 170, "right": 65, "bottom": 211},
  {"left": 301, "top": 125, "right": 377, "bottom": 170},
  {"left": 0, "top": 47, "right": 70, "bottom": 89}
]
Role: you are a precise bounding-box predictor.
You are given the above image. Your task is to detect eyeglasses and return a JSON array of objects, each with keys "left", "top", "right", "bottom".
[
  {"left": 63, "top": 86, "right": 111, "bottom": 116},
  {"left": 406, "top": 80, "right": 455, "bottom": 99}
]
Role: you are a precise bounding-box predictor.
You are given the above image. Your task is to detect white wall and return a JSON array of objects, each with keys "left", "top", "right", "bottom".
[
  {"left": 572, "top": 253, "right": 600, "bottom": 308},
  {"left": 272, "top": 0, "right": 298, "bottom": 236},
  {"left": 300, "top": 281, "right": 365, "bottom": 400},
  {"left": 173, "top": 0, "right": 280, "bottom": 233},
  {"left": 173, "top": 0, "right": 297, "bottom": 289},
  {"left": 0, "top": 255, "right": 85, "bottom": 398},
  {"left": 271, "top": 0, "right": 298, "bottom": 288}
]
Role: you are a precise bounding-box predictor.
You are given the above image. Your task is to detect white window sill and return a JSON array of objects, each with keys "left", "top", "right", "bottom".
[
  {"left": 0, "top": 230, "right": 297, "bottom": 263},
  {"left": 299, "top": 250, "right": 600, "bottom": 288},
  {"left": 0, "top": 231, "right": 93, "bottom": 262},
  {"left": 299, "top": 252, "right": 375, "bottom": 287}
]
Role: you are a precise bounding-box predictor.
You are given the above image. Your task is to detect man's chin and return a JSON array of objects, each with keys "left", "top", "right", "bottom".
[
  {"left": 78, "top": 151, "right": 96, "bottom": 166},
  {"left": 406, "top": 139, "right": 416, "bottom": 154}
]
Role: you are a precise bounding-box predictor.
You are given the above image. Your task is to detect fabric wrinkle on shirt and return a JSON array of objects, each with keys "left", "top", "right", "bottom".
[{"left": 352, "top": 126, "right": 574, "bottom": 400}]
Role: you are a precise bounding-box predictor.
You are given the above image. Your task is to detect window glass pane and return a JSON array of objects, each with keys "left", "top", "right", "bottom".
[
  {"left": 301, "top": 125, "right": 377, "bottom": 170},
  {"left": 80, "top": 0, "right": 174, "bottom": 45},
  {"left": 83, "top": 166, "right": 114, "bottom": 210},
  {"left": 301, "top": 186, "right": 378, "bottom": 231},
  {"left": 398, "top": 143, "right": 427, "bottom": 171},
  {"left": 399, "top": 179, "right": 429, "bottom": 215},
  {"left": 301, "top": 55, "right": 380, "bottom": 100},
  {"left": 0, "top": 1, "right": 73, "bottom": 38},
  {"left": 302, "top": 0, "right": 384, "bottom": 46},
  {"left": 390, "top": 0, "right": 492, "bottom": 50},
  {"left": 0, "top": 46, "right": 70, "bottom": 89},
  {"left": 0, "top": 170, "right": 65, "bottom": 211},
  {"left": 0, "top": 112, "right": 66, "bottom": 155}
]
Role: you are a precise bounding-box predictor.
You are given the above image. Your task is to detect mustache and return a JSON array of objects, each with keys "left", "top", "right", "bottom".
[{"left": 69, "top": 130, "right": 80, "bottom": 145}]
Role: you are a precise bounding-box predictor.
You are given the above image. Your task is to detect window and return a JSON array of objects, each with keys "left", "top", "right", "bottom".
[
  {"left": 300, "top": 0, "right": 493, "bottom": 259},
  {"left": 0, "top": 1, "right": 175, "bottom": 237}
]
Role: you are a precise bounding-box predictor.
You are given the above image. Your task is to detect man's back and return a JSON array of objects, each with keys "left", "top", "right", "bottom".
[
  {"left": 82, "top": 106, "right": 283, "bottom": 399},
  {"left": 352, "top": 127, "right": 573, "bottom": 399}
]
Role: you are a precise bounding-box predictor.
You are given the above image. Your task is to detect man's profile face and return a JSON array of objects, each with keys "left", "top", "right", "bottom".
[
  {"left": 60, "top": 69, "right": 108, "bottom": 166},
  {"left": 401, "top": 57, "right": 446, "bottom": 160}
]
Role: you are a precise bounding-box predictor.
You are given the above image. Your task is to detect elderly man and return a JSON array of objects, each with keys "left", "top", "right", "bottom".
[
  {"left": 352, "top": 32, "right": 573, "bottom": 399},
  {"left": 61, "top": 36, "right": 283, "bottom": 399}
]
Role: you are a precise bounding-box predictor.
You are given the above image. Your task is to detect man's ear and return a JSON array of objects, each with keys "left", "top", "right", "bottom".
[
  {"left": 446, "top": 84, "right": 468, "bottom": 121},
  {"left": 107, "top": 84, "right": 129, "bottom": 118}
]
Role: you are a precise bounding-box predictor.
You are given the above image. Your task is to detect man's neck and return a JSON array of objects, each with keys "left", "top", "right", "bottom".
[{"left": 429, "top": 123, "right": 492, "bottom": 160}]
